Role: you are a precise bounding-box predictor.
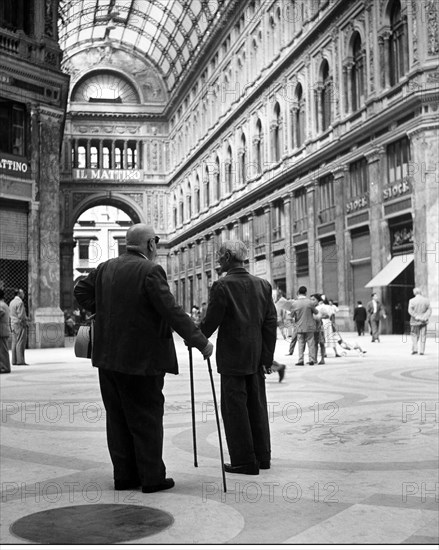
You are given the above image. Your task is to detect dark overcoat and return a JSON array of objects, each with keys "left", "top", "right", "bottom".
[
  {"left": 74, "top": 251, "right": 208, "bottom": 376},
  {"left": 200, "top": 267, "right": 277, "bottom": 375}
]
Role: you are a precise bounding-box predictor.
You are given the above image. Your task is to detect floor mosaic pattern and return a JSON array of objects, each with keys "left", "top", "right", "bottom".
[{"left": 1, "top": 333, "right": 438, "bottom": 545}]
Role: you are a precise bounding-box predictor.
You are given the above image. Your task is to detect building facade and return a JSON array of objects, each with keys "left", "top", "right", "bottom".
[
  {"left": 0, "top": 0, "right": 69, "bottom": 347},
  {"left": 1, "top": 0, "right": 438, "bottom": 347},
  {"left": 164, "top": 0, "right": 439, "bottom": 333}
]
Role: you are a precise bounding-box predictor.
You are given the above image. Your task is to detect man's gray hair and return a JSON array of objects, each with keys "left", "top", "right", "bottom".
[{"left": 219, "top": 240, "right": 248, "bottom": 262}]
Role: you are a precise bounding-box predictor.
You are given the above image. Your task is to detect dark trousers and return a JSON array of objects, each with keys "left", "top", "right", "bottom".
[
  {"left": 220, "top": 371, "right": 270, "bottom": 466},
  {"left": 98, "top": 369, "right": 166, "bottom": 486},
  {"left": 355, "top": 320, "right": 365, "bottom": 336}
]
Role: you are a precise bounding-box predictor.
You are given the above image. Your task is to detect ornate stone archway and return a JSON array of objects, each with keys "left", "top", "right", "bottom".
[{"left": 60, "top": 191, "right": 145, "bottom": 310}]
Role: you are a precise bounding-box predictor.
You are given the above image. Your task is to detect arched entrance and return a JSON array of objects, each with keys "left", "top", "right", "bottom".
[{"left": 60, "top": 193, "right": 143, "bottom": 311}]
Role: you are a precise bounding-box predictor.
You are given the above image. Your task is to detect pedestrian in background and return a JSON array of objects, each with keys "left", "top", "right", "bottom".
[
  {"left": 366, "top": 293, "right": 386, "bottom": 342},
  {"left": 290, "top": 286, "right": 318, "bottom": 366},
  {"left": 0, "top": 289, "right": 11, "bottom": 374},
  {"left": 74, "top": 223, "right": 213, "bottom": 493},
  {"left": 9, "top": 288, "right": 28, "bottom": 365},
  {"left": 353, "top": 300, "right": 367, "bottom": 336},
  {"left": 408, "top": 288, "right": 432, "bottom": 355},
  {"left": 200, "top": 240, "right": 277, "bottom": 475}
]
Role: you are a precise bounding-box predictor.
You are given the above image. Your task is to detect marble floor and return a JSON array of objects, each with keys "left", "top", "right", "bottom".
[{"left": 1, "top": 331, "right": 438, "bottom": 547}]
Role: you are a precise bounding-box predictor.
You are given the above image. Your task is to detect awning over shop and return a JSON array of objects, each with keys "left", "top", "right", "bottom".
[{"left": 365, "top": 254, "right": 414, "bottom": 288}]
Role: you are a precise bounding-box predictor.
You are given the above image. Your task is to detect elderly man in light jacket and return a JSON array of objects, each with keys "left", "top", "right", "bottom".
[{"left": 408, "top": 288, "right": 432, "bottom": 355}]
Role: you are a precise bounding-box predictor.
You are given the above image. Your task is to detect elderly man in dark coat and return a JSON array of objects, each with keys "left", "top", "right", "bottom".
[
  {"left": 74, "top": 223, "right": 213, "bottom": 493},
  {"left": 200, "top": 240, "right": 277, "bottom": 475}
]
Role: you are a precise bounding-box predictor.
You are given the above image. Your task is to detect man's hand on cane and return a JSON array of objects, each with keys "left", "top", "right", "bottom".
[{"left": 201, "top": 341, "right": 214, "bottom": 359}]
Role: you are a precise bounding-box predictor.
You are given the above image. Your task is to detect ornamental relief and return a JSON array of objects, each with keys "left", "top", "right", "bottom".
[
  {"left": 72, "top": 125, "right": 141, "bottom": 135},
  {"left": 63, "top": 46, "right": 167, "bottom": 102},
  {"left": 426, "top": 0, "right": 439, "bottom": 55}
]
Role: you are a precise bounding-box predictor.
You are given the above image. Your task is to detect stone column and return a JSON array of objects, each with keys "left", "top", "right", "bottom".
[
  {"left": 306, "top": 182, "right": 317, "bottom": 292},
  {"left": 366, "top": 147, "right": 385, "bottom": 282},
  {"left": 32, "top": 108, "right": 65, "bottom": 348},
  {"left": 86, "top": 139, "right": 91, "bottom": 168},
  {"left": 98, "top": 140, "right": 103, "bottom": 169},
  {"left": 264, "top": 204, "right": 273, "bottom": 283},
  {"left": 60, "top": 232, "right": 76, "bottom": 311},
  {"left": 283, "top": 194, "right": 293, "bottom": 298},
  {"left": 409, "top": 127, "right": 439, "bottom": 334},
  {"left": 248, "top": 213, "right": 255, "bottom": 275},
  {"left": 333, "top": 165, "right": 349, "bottom": 330}
]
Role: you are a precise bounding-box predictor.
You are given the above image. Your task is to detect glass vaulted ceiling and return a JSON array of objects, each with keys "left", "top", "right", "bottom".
[{"left": 58, "top": 0, "right": 235, "bottom": 94}]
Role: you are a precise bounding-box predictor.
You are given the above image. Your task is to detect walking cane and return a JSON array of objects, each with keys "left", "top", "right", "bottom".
[
  {"left": 188, "top": 346, "right": 198, "bottom": 467},
  {"left": 207, "top": 357, "right": 227, "bottom": 493}
]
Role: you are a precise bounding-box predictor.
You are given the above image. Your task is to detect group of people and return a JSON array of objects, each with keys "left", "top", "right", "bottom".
[
  {"left": 74, "top": 225, "right": 277, "bottom": 490},
  {"left": 0, "top": 288, "right": 29, "bottom": 373},
  {"left": 276, "top": 288, "right": 365, "bottom": 368},
  {"left": 353, "top": 293, "right": 387, "bottom": 342}
]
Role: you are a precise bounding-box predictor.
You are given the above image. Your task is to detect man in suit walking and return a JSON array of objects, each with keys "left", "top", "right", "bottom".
[
  {"left": 74, "top": 223, "right": 213, "bottom": 493},
  {"left": 408, "top": 288, "right": 432, "bottom": 355},
  {"left": 200, "top": 240, "right": 277, "bottom": 475},
  {"left": 291, "top": 286, "right": 318, "bottom": 366},
  {"left": 366, "top": 292, "right": 386, "bottom": 342}
]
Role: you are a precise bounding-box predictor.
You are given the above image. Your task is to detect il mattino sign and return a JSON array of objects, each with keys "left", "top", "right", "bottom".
[{"left": 73, "top": 169, "right": 143, "bottom": 181}]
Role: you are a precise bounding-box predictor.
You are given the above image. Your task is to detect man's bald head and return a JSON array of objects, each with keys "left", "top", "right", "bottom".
[
  {"left": 126, "top": 224, "right": 158, "bottom": 260},
  {"left": 126, "top": 224, "right": 156, "bottom": 246}
]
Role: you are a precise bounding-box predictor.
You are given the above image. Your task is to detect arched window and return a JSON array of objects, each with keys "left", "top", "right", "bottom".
[
  {"left": 204, "top": 166, "right": 210, "bottom": 207},
  {"left": 240, "top": 133, "right": 247, "bottom": 185},
  {"left": 293, "top": 83, "right": 305, "bottom": 148},
  {"left": 255, "top": 118, "right": 263, "bottom": 174},
  {"left": 389, "top": 0, "right": 408, "bottom": 86},
  {"left": 179, "top": 190, "right": 184, "bottom": 225},
  {"left": 226, "top": 146, "right": 233, "bottom": 192},
  {"left": 195, "top": 175, "right": 200, "bottom": 213},
  {"left": 351, "top": 33, "right": 365, "bottom": 111},
  {"left": 273, "top": 102, "right": 281, "bottom": 162},
  {"left": 186, "top": 183, "right": 192, "bottom": 219},
  {"left": 173, "top": 195, "right": 178, "bottom": 228},
  {"left": 215, "top": 156, "right": 221, "bottom": 201},
  {"left": 318, "top": 60, "right": 332, "bottom": 132}
]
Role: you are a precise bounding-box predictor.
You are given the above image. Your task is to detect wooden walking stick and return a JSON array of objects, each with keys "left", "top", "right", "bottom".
[
  {"left": 188, "top": 346, "right": 198, "bottom": 467},
  {"left": 206, "top": 357, "right": 227, "bottom": 493}
]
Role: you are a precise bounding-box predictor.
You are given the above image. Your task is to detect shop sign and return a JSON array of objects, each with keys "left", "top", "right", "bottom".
[
  {"left": 346, "top": 195, "right": 368, "bottom": 214},
  {"left": 383, "top": 178, "right": 411, "bottom": 201},
  {"left": 0, "top": 154, "right": 31, "bottom": 179},
  {"left": 73, "top": 169, "right": 143, "bottom": 181}
]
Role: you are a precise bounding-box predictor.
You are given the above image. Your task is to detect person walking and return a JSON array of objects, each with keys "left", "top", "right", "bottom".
[
  {"left": 199, "top": 240, "right": 277, "bottom": 475},
  {"left": 9, "top": 289, "right": 28, "bottom": 365},
  {"left": 290, "top": 287, "right": 318, "bottom": 366},
  {"left": 366, "top": 293, "right": 386, "bottom": 342},
  {"left": 0, "top": 289, "right": 11, "bottom": 374},
  {"left": 353, "top": 301, "right": 367, "bottom": 336},
  {"left": 74, "top": 223, "right": 213, "bottom": 493},
  {"left": 408, "top": 288, "right": 432, "bottom": 355}
]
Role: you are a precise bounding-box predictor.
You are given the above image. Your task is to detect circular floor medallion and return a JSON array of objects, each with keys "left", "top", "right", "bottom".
[{"left": 10, "top": 504, "right": 174, "bottom": 544}]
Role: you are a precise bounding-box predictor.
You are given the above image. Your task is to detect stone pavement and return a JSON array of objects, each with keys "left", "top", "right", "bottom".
[{"left": 0, "top": 331, "right": 438, "bottom": 546}]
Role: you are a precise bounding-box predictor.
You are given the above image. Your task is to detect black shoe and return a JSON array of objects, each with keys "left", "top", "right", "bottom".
[
  {"left": 258, "top": 460, "right": 271, "bottom": 470},
  {"left": 295, "top": 361, "right": 304, "bottom": 366},
  {"left": 411, "top": 351, "right": 418, "bottom": 355},
  {"left": 285, "top": 353, "right": 292, "bottom": 356},
  {"left": 278, "top": 365, "right": 286, "bottom": 382},
  {"left": 318, "top": 359, "right": 325, "bottom": 365},
  {"left": 224, "top": 462, "right": 259, "bottom": 475},
  {"left": 114, "top": 478, "right": 140, "bottom": 490},
  {"left": 142, "top": 478, "right": 175, "bottom": 493},
  {"left": 307, "top": 361, "right": 315, "bottom": 365}
]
